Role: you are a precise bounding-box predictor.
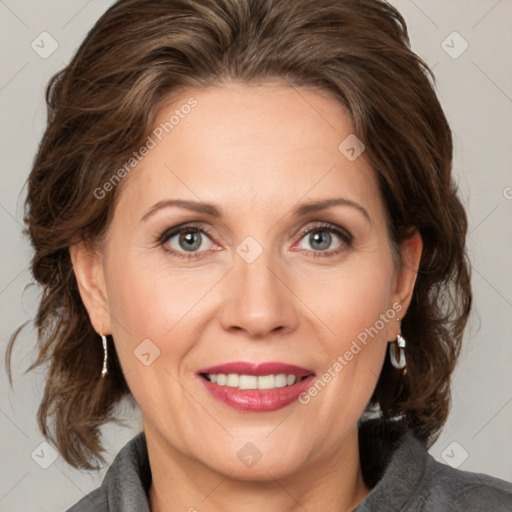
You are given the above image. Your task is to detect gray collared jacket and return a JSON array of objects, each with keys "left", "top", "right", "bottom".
[{"left": 66, "top": 419, "right": 512, "bottom": 511}]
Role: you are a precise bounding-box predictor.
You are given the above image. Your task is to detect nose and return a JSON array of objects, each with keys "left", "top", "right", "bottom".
[{"left": 219, "top": 248, "right": 299, "bottom": 340}]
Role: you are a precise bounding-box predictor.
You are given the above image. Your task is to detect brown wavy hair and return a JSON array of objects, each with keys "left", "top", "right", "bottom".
[{"left": 6, "top": 0, "right": 472, "bottom": 470}]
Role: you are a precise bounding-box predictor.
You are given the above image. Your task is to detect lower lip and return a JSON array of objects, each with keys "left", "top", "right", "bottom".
[{"left": 198, "top": 374, "right": 316, "bottom": 412}]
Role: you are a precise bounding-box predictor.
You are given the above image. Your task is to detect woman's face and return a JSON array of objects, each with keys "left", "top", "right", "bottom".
[{"left": 74, "top": 81, "right": 420, "bottom": 480}]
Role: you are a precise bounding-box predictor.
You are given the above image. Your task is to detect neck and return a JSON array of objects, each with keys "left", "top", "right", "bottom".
[{"left": 146, "top": 424, "right": 371, "bottom": 512}]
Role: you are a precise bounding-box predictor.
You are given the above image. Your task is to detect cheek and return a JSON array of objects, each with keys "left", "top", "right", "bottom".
[
  {"left": 103, "top": 262, "right": 195, "bottom": 416},
  {"left": 318, "top": 269, "right": 394, "bottom": 371},
  {"left": 102, "top": 247, "right": 226, "bottom": 394},
  {"left": 335, "top": 274, "right": 394, "bottom": 343},
  {"left": 291, "top": 257, "right": 396, "bottom": 433},
  {"left": 300, "top": 254, "right": 396, "bottom": 345},
  {"left": 307, "top": 252, "right": 397, "bottom": 396},
  {"left": 104, "top": 239, "right": 194, "bottom": 333},
  {"left": 101, "top": 251, "right": 189, "bottom": 373}
]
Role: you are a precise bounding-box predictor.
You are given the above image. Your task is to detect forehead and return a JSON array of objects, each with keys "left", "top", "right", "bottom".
[{"left": 114, "top": 82, "right": 381, "bottom": 223}]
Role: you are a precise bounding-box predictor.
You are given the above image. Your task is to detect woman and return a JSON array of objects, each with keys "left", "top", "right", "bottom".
[{"left": 6, "top": 0, "right": 512, "bottom": 510}]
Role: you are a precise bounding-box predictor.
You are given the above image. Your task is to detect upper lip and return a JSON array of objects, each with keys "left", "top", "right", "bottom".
[{"left": 197, "top": 362, "right": 315, "bottom": 378}]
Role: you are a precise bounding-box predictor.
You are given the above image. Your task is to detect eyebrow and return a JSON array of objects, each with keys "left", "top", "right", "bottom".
[
  {"left": 140, "top": 197, "right": 371, "bottom": 223},
  {"left": 141, "top": 199, "right": 223, "bottom": 221},
  {"left": 292, "top": 198, "right": 370, "bottom": 223}
]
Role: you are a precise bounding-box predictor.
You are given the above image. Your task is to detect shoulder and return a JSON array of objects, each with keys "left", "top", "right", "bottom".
[
  {"left": 419, "top": 455, "right": 512, "bottom": 511},
  {"left": 66, "top": 487, "right": 107, "bottom": 512},
  {"left": 65, "top": 432, "right": 151, "bottom": 512},
  {"left": 355, "top": 419, "right": 512, "bottom": 512}
]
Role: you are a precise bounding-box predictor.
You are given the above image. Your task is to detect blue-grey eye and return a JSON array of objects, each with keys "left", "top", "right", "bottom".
[
  {"left": 307, "top": 230, "right": 333, "bottom": 251},
  {"left": 163, "top": 227, "right": 214, "bottom": 254},
  {"left": 299, "top": 227, "right": 348, "bottom": 253}
]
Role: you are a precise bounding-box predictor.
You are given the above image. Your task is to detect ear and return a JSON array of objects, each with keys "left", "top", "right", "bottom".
[
  {"left": 389, "top": 229, "right": 423, "bottom": 336},
  {"left": 69, "top": 241, "right": 111, "bottom": 335}
]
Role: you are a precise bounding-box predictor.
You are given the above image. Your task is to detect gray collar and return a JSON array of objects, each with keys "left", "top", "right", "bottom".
[{"left": 91, "top": 420, "right": 430, "bottom": 511}]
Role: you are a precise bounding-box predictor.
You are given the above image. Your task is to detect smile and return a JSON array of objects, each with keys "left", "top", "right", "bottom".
[{"left": 197, "top": 361, "right": 316, "bottom": 412}]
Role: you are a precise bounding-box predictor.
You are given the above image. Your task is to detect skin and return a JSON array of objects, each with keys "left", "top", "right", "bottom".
[{"left": 71, "top": 81, "right": 423, "bottom": 512}]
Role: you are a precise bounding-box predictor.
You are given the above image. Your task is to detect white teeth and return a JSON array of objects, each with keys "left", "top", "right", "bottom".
[
  {"left": 239, "top": 375, "right": 258, "bottom": 389},
  {"left": 275, "top": 373, "right": 288, "bottom": 388},
  {"left": 226, "top": 373, "right": 239, "bottom": 387},
  {"left": 204, "top": 373, "right": 302, "bottom": 389},
  {"left": 257, "top": 374, "right": 275, "bottom": 390}
]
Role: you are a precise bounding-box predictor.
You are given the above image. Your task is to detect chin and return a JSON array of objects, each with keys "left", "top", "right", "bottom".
[{"left": 201, "top": 437, "right": 309, "bottom": 482}]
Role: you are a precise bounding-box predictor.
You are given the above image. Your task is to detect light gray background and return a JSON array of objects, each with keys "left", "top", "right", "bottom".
[{"left": 1, "top": 0, "right": 511, "bottom": 510}]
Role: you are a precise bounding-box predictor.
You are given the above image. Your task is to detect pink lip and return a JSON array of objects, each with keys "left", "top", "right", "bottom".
[
  {"left": 196, "top": 361, "right": 316, "bottom": 412},
  {"left": 197, "top": 361, "right": 314, "bottom": 378},
  {"left": 198, "top": 374, "right": 316, "bottom": 412}
]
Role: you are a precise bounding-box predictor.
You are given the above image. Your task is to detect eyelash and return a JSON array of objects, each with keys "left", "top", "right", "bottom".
[{"left": 157, "top": 222, "right": 353, "bottom": 261}]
